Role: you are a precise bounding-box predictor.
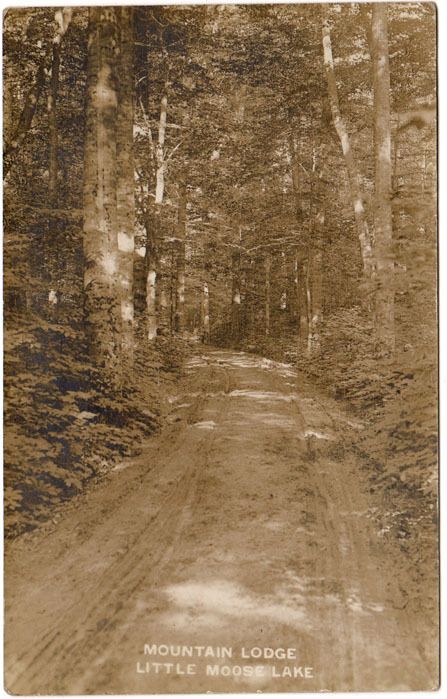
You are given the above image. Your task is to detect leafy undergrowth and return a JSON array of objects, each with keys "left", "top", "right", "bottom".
[
  {"left": 4, "top": 319, "right": 187, "bottom": 540},
  {"left": 237, "top": 309, "right": 437, "bottom": 511},
  {"left": 234, "top": 310, "right": 438, "bottom": 637}
]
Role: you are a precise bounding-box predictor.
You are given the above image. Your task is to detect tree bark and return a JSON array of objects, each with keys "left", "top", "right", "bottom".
[
  {"left": 297, "top": 257, "right": 309, "bottom": 350},
  {"left": 116, "top": 7, "right": 135, "bottom": 362},
  {"left": 157, "top": 270, "right": 170, "bottom": 336},
  {"left": 308, "top": 211, "right": 324, "bottom": 354},
  {"left": 371, "top": 3, "right": 394, "bottom": 351},
  {"left": 265, "top": 253, "right": 271, "bottom": 337},
  {"left": 231, "top": 246, "right": 242, "bottom": 340},
  {"left": 46, "top": 14, "right": 63, "bottom": 318},
  {"left": 288, "top": 131, "right": 310, "bottom": 357},
  {"left": 146, "top": 90, "right": 167, "bottom": 340},
  {"left": 305, "top": 258, "right": 313, "bottom": 356},
  {"left": 83, "top": 7, "right": 120, "bottom": 370},
  {"left": 286, "top": 251, "right": 298, "bottom": 323},
  {"left": 202, "top": 282, "right": 210, "bottom": 342},
  {"left": 3, "top": 59, "right": 15, "bottom": 146},
  {"left": 322, "top": 10, "right": 374, "bottom": 277},
  {"left": 174, "top": 179, "right": 187, "bottom": 334}
]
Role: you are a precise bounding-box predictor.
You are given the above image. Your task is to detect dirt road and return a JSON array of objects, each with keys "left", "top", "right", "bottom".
[{"left": 4, "top": 349, "right": 437, "bottom": 693}]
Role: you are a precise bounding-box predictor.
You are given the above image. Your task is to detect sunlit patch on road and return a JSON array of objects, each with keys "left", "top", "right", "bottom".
[
  {"left": 229, "top": 389, "right": 295, "bottom": 402},
  {"left": 304, "top": 429, "right": 333, "bottom": 440},
  {"left": 162, "top": 579, "right": 309, "bottom": 632}
]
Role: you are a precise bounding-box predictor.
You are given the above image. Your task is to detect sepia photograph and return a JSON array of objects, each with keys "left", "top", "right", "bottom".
[{"left": 3, "top": 1, "right": 439, "bottom": 693}]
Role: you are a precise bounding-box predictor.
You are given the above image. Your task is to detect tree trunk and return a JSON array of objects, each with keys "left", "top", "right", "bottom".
[
  {"left": 83, "top": 7, "right": 120, "bottom": 370},
  {"left": 247, "top": 258, "right": 256, "bottom": 332},
  {"left": 48, "top": 46, "right": 60, "bottom": 202},
  {"left": 3, "top": 59, "right": 15, "bottom": 146},
  {"left": 46, "top": 15, "right": 62, "bottom": 319},
  {"left": 174, "top": 179, "right": 187, "bottom": 333},
  {"left": 371, "top": 3, "right": 394, "bottom": 351},
  {"left": 48, "top": 10, "right": 73, "bottom": 198},
  {"left": 202, "top": 282, "right": 210, "bottom": 343},
  {"left": 305, "top": 258, "right": 313, "bottom": 356},
  {"left": 287, "top": 251, "right": 298, "bottom": 323},
  {"left": 308, "top": 211, "right": 324, "bottom": 354},
  {"left": 265, "top": 253, "right": 271, "bottom": 337},
  {"left": 146, "top": 90, "right": 167, "bottom": 340},
  {"left": 146, "top": 262, "right": 157, "bottom": 341},
  {"left": 297, "top": 256, "right": 309, "bottom": 351},
  {"left": 288, "top": 132, "right": 309, "bottom": 352},
  {"left": 322, "top": 10, "right": 374, "bottom": 277},
  {"left": 231, "top": 246, "right": 242, "bottom": 341},
  {"left": 116, "top": 7, "right": 135, "bottom": 362},
  {"left": 193, "top": 287, "right": 201, "bottom": 338},
  {"left": 157, "top": 272, "right": 169, "bottom": 336},
  {"left": 46, "top": 8, "right": 73, "bottom": 319}
]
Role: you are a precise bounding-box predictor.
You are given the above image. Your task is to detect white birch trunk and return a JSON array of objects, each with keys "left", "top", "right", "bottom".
[
  {"left": 322, "top": 12, "right": 374, "bottom": 277},
  {"left": 146, "top": 91, "right": 167, "bottom": 340},
  {"left": 202, "top": 282, "right": 210, "bottom": 342},
  {"left": 146, "top": 269, "right": 157, "bottom": 340},
  {"left": 265, "top": 254, "right": 271, "bottom": 337}
]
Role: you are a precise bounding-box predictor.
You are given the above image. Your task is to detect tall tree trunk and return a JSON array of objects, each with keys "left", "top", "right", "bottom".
[
  {"left": 46, "top": 14, "right": 62, "bottom": 319},
  {"left": 116, "top": 7, "right": 135, "bottom": 362},
  {"left": 46, "top": 9, "right": 73, "bottom": 320},
  {"left": 157, "top": 267, "right": 170, "bottom": 336},
  {"left": 265, "top": 253, "right": 271, "bottom": 337},
  {"left": 193, "top": 287, "right": 201, "bottom": 338},
  {"left": 146, "top": 90, "right": 167, "bottom": 339},
  {"left": 3, "top": 59, "right": 15, "bottom": 146},
  {"left": 247, "top": 258, "right": 256, "bottom": 332},
  {"left": 322, "top": 11, "right": 374, "bottom": 277},
  {"left": 372, "top": 3, "right": 394, "bottom": 351},
  {"left": 48, "top": 42, "right": 60, "bottom": 201},
  {"left": 297, "top": 256, "right": 309, "bottom": 351},
  {"left": 83, "top": 7, "right": 120, "bottom": 370},
  {"left": 146, "top": 260, "right": 157, "bottom": 340},
  {"left": 48, "top": 10, "right": 73, "bottom": 199},
  {"left": 174, "top": 179, "right": 187, "bottom": 333},
  {"left": 202, "top": 282, "right": 210, "bottom": 343},
  {"left": 308, "top": 211, "right": 324, "bottom": 354},
  {"left": 289, "top": 133, "right": 309, "bottom": 358},
  {"left": 288, "top": 131, "right": 309, "bottom": 353},
  {"left": 231, "top": 246, "right": 242, "bottom": 341},
  {"left": 286, "top": 251, "right": 298, "bottom": 324},
  {"left": 171, "top": 246, "right": 177, "bottom": 334},
  {"left": 305, "top": 258, "right": 313, "bottom": 356}
]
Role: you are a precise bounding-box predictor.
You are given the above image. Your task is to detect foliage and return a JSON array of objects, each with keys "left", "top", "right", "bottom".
[{"left": 4, "top": 318, "right": 184, "bottom": 538}]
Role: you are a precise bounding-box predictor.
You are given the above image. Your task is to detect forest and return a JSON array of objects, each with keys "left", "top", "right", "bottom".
[
  {"left": 3, "top": 3, "right": 438, "bottom": 692},
  {"left": 3, "top": 2, "right": 438, "bottom": 693}
]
